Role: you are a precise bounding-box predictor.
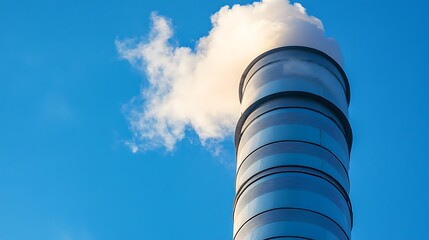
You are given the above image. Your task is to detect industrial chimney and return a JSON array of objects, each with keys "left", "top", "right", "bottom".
[{"left": 233, "top": 46, "right": 353, "bottom": 239}]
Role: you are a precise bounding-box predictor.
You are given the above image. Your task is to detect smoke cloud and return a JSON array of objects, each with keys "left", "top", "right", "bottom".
[{"left": 116, "top": 0, "right": 342, "bottom": 152}]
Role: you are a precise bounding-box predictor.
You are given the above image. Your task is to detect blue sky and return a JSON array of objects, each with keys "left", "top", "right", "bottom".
[{"left": 1, "top": 0, "right": 429, "bottom": 239}]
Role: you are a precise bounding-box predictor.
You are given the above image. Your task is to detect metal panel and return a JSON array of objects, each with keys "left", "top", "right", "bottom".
[
  {"left": 241, "top": 60, "right": 348, "bottom": 114},
  {"left": 235, "top": 141, "right": 350, "bottom": 194}
]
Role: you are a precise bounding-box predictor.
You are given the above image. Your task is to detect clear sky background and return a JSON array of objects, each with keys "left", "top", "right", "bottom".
[{"left": 1, "top": 0, "right": 429, "bottom": 239}]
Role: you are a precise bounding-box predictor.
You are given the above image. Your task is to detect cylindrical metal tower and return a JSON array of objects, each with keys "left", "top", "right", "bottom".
[{"left": 233, "top": 46, "right": 353, "bottom": 240}]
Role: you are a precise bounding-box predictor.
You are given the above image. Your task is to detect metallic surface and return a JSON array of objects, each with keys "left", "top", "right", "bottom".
[{"left": 233, "top": 46, "right": 353, "bottom": 240}]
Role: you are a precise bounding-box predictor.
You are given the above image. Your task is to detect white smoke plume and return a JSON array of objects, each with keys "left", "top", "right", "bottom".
[{"left": 116, "top": 0, "right": 342, "bottom": 152}]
